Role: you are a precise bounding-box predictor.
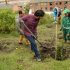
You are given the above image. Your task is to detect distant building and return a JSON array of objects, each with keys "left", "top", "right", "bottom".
[
  {"left": 29, "top": 0, "right": 70, "bottom": 12},
  {"left": 0, "top": 0, "right": 31, "bottom": 9}
]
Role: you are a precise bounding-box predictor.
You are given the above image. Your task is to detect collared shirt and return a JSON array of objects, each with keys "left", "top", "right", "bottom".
[{"left": 22, "top": 15, "right": 40, "bottom": 36}]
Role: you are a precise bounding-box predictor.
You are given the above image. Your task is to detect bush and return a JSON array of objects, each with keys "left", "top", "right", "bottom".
[
  {"left": 55, "top": 45, "right": 67, "bottom": 60},
  {"left": 0, "top": 9, "right": 54, "bottom": 33},
  {"left": 39, "top": 14, "right": 54, "bottom": 25},
  {"left": 24, "top": 4, "right": 30, "bottom": 14},
  {"left": 0, "top": 9, "right": 15, "bottom": 33}
]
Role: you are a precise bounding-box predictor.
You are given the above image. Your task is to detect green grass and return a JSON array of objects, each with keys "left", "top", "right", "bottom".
[{"left": 0, "top": 24, "right": 70, "bottom": 70}]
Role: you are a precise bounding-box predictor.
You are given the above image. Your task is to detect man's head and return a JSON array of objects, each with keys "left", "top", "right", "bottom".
[
  {"left": 34, "top": 10, "right": 45, "bottom": 19},
  {"left": 63, "top": 9, "right": 70, "bottom": 17}
]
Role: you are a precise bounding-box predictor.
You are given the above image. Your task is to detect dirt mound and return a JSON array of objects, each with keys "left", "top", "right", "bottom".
[
  {"left": 58, "top": 32, "right": 63, "bottom": 39},
  {"left": 39, "top": 41, "right": 55, "bottom": 60},
  {"left": 0, "top": 39, "right": 16, "bottom": 53},
  {"left": 40, "top": 42, "right": 70, "bottom": 61}
]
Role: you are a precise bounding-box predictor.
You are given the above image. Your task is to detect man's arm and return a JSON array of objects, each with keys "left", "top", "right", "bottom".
[{"left": 15, "top": 16, "right": 24, "bottom": 34}]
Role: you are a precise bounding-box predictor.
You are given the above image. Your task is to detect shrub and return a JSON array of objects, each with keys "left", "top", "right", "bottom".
[
  {"left": 39, "top": 14, "right": 54, "bottom": 25},
  {"left": 0, "top": 9, "right": 15, "bottom": 33},
  {"left": 55, "top": 45, "right": 67, "bottom": 60},
  {"left": 24, "top": 4, "right": 30, "bottom": 14}
]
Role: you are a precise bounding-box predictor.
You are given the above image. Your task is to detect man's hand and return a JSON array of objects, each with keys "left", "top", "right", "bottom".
[
  {"left": 32, "top": 32, "right": 38, "bottom": 39},
  {"left": 20, "top": 29, "right": 24, "bottom": 34},
  {"left": 34, "top": 32, "right": 38, "bottom": 39}
]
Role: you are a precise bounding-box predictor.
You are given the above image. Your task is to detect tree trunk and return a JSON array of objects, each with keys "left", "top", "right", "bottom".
[{"left": 5, "top": 0, "right": 8, "bottom": 5}]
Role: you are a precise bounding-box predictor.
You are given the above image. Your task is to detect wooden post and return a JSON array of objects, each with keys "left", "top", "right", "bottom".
[
  {"left": 56, "top": 24, "right": 57, "bottom": 47},
  {"left": 55, "top": 23, "right": 58, "bottom": 59}
]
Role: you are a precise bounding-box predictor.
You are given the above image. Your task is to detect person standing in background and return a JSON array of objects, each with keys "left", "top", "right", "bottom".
[
  {"left": 57, "top": 8, "right": 62, "bottom": 24},
  {"left": 15, "top": 7, "right": 30, "bottom": 45},
  {"left": 53, "top": 7, "right": 58, "bottom": 23},
  {"left": 61, "top": 9, "right": 70, "bottom": 43}
]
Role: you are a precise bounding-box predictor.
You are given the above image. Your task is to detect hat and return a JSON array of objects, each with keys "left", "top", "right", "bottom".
[{"left": 63, "top": 9, "right": 70, "bottom": 14}]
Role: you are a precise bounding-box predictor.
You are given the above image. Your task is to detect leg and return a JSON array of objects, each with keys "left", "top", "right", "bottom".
[
  {"left": 54, "top": 16, "right": 57, "bottom": 23},
  {"left": 25, "top": 38, "right": 30, "bottom": 46},
  {"left": 58, "top": 16, "right": 61, "bottom": 24},
  {"left": 63, "top": 30, "right": 67, "bottom": 42},
  {"left": 19, "top": 34, "right": 30, "bottom": 45},
  {"left": 54, "top": 17, "right": 56, "bottom": 22},
  {"left": 67, "top": 30, "right": 70, "bottom": 41},
  {"left": 25, "top": 35, "right": 40, "bottom": 58},
  {"left": 22, "top": 35, "right": 30, "bottom": 45},
  {"left": 19, "top": 34, "right": 23, "bottom": 44}
]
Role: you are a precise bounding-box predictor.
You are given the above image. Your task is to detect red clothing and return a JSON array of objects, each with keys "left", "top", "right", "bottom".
[{"left": 22, "top": 15, "right": 40, "bottom": 36}]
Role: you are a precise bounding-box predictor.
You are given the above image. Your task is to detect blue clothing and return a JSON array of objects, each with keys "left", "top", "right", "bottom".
[
  {"left": 53, "top": 8, "right": 58, "bottom": 22},
  {"left": 25, "top": 35, "right": 40, "bottom": 58},
  {"left": 53, "top": 8, "right": 58, "bottom": 17}
]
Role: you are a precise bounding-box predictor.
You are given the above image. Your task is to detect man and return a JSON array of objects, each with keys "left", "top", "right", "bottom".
[
  {"left": 21, "top": 10, "right": 45, "bottom": 61},
  {"left": 15, "top": 11, "right": 30, "bottom": 45}
]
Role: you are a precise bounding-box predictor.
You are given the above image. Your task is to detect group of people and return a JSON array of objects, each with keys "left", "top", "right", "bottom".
[
  {"left": 16, "top": 5, "right": 70, "bottom": 62},
  {"left": 15, "top": 6, "right": 45, "bottom": 61},
  {"left": 53, "top": 7, "right": 70, "bottom": 43}
]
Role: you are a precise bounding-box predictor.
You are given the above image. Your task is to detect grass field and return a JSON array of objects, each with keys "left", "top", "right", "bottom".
[{"left": 0, "top": 24, "right": 70, "bottom": 70}]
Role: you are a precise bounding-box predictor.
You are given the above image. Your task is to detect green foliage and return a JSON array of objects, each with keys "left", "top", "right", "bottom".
[
  {"left": 0, "top": 9, "right": 15, "bottom": 33},
  {"left": 56, "top": 46, "right": 63, "bottom": 60},
  {"left": 39, "top": 14, "right": 54, "bottom": 25},
  {"left": 24, "top": 4, "right": 30, "bottom": 14},
  {"left": 56, "top": 45, "right": 67, "bottom": 60},
  {"left": 0, "top": 34, "right": 70, "bottom": 70}
]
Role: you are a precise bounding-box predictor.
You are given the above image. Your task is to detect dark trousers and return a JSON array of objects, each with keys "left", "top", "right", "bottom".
[
  {"left": 25, "top": 35, "right": 40, "bottom": 58},
  {"left": 63, "top": 29, "right": 70, "bottom": 42}
]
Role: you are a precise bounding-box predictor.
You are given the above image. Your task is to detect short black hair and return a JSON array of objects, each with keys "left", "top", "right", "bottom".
[
  {"left": 34, "top": 10, "right": 45, "bottom": 17},
  {"left": 18, "top": 11, "right": 23, "bottom": 15}
]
